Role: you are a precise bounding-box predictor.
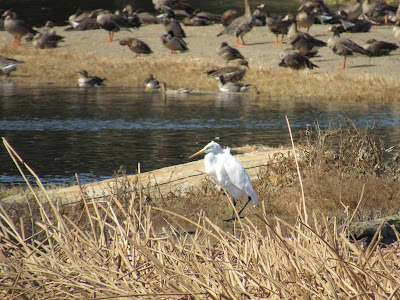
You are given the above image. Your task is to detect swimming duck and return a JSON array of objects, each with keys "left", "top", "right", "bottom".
[
  {"left": 278, "top": 48, "right": 318, "bottom": 70},
  {"left": 161, "top": 31, "right": 188, "bottom": 54},
  {"left": 217, "top": 75, "right": 251, "bottom": 92},
  {"left": 143, "top": 74, "right": 161, "bottom": 91},
  {"left": 77, "top": 70, "right": 106, "bottom": 87},
  {"left": 160, "top": 81, "right": 193, "bottom": 94},
  {"left": 363, "top": 39, "right": 398, "bottom": 56},
  {"left": 119, "top": 37, "right": 153, "bottom": 57},
  {"left": 163, "top": 10, "right": 186, "bottom": 38},
  {"left": 0, "top": 56, "right": 23, "bottom": 77},
  {"left": 92, "top": 9, "right": 140, "bottom": 43},
  {"left": 216, "top": 42, "right": 246, "bottom": 63},
  {"left": 205, "top": 59, "right": 249, "bottom": 83},
  {"left": 287, "top": 21, "right": 326, "bottom": 55},
  {"left": 327, "top": 26, "right": 371, "bottom": 69},
  {"left": 217, "top": 0, "right": 256, "bottom": 47},
  {"left": 2, "top": 10, "right": 37, "bottom": 47}
]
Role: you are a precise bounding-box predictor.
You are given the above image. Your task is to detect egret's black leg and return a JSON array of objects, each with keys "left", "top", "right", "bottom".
[{"left": 237, "top": 196, "right": 252, "bottom": 217}]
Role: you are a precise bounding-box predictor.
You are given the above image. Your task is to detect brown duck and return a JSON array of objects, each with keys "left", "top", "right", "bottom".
[
  {"left": 205, "top": 59, "right": 249, "bottom": 83},
  {"left": 161, "top": 31, "right": 188, "bottom": 54},
  {"left": 119, "top": 37, "right": 153, "bottom": 57}
]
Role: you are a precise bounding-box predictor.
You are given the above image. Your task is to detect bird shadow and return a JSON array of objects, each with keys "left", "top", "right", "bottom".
[
  {"left": 244, "top": 41, "right": 270, "bottom": 46},
  {"left": 350, "top": 64, "right": 376, "bottom": 68}
]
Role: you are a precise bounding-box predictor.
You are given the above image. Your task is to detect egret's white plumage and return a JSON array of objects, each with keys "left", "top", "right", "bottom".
[{"left": 189, "top": 141, "right": 258, "bottom": 220}]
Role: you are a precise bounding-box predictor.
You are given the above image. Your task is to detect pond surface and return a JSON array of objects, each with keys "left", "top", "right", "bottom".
[{"left": 1, "top": 85, "right": 400, "bottom": 186}]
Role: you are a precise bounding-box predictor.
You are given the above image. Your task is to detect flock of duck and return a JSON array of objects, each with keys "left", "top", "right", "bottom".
[{"left": 1, "top": 0, "right": 400, "bottom": 92}]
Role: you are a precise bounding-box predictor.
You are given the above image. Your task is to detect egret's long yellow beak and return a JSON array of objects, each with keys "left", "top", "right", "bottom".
[{"left": 188, "top": 148, "right": 206, "bottom": 159}]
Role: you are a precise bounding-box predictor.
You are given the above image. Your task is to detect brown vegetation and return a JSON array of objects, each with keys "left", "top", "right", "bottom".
[{"left": 1, "top": 121, "right": 400, "bottom": 298}]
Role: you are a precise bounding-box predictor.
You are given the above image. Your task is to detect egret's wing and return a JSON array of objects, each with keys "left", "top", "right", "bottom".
[{"left": 217, "top": 151, "right": 257, "bottom": 203}]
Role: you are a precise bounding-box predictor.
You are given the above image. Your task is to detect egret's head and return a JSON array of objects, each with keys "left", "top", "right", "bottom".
[{"left": 188, "top": 141, "right": 223, "bottom": 159}]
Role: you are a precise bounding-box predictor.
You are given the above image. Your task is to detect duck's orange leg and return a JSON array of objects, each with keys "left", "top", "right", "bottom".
[
  {"left": 104, "top": 31, "right": 113, "bottom": 43},
  {"left": 236, "top": 36, "right": 244, "bottom": 47},
  {"left": 12, "top": 38, "right": 20, "bottom": 47},
  {"left": 271, "top": 35, "right": 282, "bottom": 45},
  {"left": 337, "top": 57, "right": 346, "bottom": 70}
]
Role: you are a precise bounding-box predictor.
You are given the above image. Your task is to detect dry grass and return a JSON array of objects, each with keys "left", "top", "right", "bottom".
[
  {"left": 2, "top": 122, "right": 400, "bottom": 299},
  {"left": 2, "top": 45, "right": 400, "bottom": 102}
]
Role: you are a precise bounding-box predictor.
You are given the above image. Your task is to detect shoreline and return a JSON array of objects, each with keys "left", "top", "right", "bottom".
[{"left": 1, "top": 23, "right": 400, "bottom": 101}]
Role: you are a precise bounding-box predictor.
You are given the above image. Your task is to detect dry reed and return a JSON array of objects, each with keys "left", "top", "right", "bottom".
[
  {"left": 2, "top": 121, "right": 400, "bottom": 299},
  {"left": 2, "top": 45, "right": 400, "bottom": 102}
]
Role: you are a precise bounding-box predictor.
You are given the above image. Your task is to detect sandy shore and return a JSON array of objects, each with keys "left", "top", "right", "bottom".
[{"left": 1, "top": 22, "right": 400, "bottom": 86}]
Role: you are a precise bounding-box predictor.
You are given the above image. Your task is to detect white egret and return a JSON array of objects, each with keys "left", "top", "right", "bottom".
[{"left": 189, "top": 141, "right": 258, "bottom": 221}]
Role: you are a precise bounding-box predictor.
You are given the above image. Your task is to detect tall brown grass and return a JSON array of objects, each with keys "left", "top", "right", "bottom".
[
  {"left": 1, "top": 121, "right": 400, "bottom": 299},
  {"left": 2, "top": 46, "right": 400, "bottom": 102}
]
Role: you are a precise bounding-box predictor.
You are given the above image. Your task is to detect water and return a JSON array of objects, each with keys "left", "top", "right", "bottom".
[{"left": 1, "top": 85, "right": 400, "bottom": 186}]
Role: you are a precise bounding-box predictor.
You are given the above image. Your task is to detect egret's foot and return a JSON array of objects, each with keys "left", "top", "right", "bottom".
[{"left": 223, "top": 216, "right": 244, "bottom": 222}]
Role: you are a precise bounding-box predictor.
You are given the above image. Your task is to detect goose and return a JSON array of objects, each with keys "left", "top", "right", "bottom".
[
  {"left": 363, "top": 39, "right": 398, "bottom": 56},
  {"left": 334, "top": 19, "right": 371, "bottom": 33},
  {"left": 337, "top": 0, "right": 363, "bottom": 21},
  {"left": 122, "top": 5, "right": 161, "bottom": 25},
  {"left": 268, "top": 14, "right": 294, "bottom": 45},
  {"left": 33, "top": 21, "right": 64, "bottom": 49},
  {"left": 119, "top": 37, "right": 153, "bottom": 57},
  {"left": 362, "top": 0, "right": 397, "bottom": 26},
  {"left": 0, "top": 56, "right": 23, "bottom": 77},
  {"left": 66, "top": 9, "right": 101, "bottom": 31},
  {"left": 327, "top": 25, "right": 371, "bottom": 69},
  {"left": 297, "top": 0, "right": 330, "bottom": 14},
  {"left": 296, "top": 11, "right": 315, "bottom": 33},
  {"left": 278, "top": 48, "right": 318, "bottom": 70},
  {"left": 92, "top": 9, "right": 140, "bottom": 43},
  {"left": 161, "top": 31, "right": 188, "bottom": 54},
  {"left": 205, "top": 59, "right": 249, "bottom": 83},
  {"left": 2, "top": 10, "right": 37, "bottom": 47},
  {"left": 216, "top": 42, "right": 246, "bottom": 63},
  {"left": 217, "top": 75, "right": 251, "bottom": 92},
  {"left": 77, "top": 70, "right": 106, "bottom": 87},
  {"left": 152, "top": 0, "right": 194, "bottom": 14},
  {"left": 221, "top": 9, "right": 239, "bottom": 27},
  {"left": 163, "top": 10, "right": 186, "bottom": 38},
  {"left": 287, "top": 21, "right": 326, "bottom": 55},
  {"left": 217, "top": 0, "right": 256, "bottom": 47},
  {"left": 143, "top": 74, "right": 161, "bottom": 91},
  {"left": 252, "top": 4, "right": 267, "bottom": 26},
  {"left": 191, "top": 9, "right": 221, "bottom": 23},
  {"left": 183, "top": 15, "right": 214, "bottom": 26}
]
